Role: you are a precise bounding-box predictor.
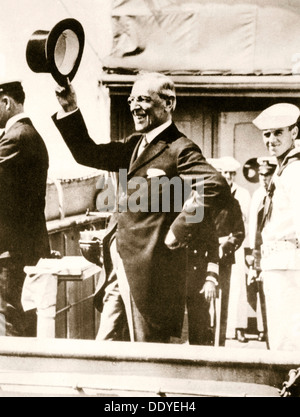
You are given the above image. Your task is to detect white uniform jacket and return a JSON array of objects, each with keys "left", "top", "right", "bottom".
[{"left": 261, "top": 149, "right": 300, "bottom": 270}]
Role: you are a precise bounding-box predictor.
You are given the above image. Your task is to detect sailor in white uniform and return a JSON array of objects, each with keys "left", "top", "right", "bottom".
[{"left": 253, "top": 103, "right": 300, "bottom": 351}]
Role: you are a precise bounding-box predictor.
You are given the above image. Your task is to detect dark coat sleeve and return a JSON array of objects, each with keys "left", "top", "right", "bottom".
[
  {"left": 168, "top": 139, "right": 232, "bottom": 247},
  {"left": 215, "top": 196, "right": 245, "bottom": 265},
  {"left": 52, "top": 110, "right": 137, "bottom": 171},
  {"left": 227, "top": 197, "right": 245, "bottom": 250}
]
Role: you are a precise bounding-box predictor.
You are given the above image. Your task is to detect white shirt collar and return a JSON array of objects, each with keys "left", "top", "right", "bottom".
[
  {"left": 145, "top": 120, "right": 172, "bottom": 144},
  {"left": 5, "top": 112, "right": 28, "bottom": 133}
]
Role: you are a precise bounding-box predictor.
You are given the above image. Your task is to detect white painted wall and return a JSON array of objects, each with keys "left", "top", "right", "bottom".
[{"left": 0, "top": 0, "right": 114, "bottom": 178}]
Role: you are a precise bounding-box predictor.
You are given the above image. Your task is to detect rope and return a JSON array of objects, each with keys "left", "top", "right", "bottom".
[{"left": 56, "top": 294, "right": 94, "bottom": 316}]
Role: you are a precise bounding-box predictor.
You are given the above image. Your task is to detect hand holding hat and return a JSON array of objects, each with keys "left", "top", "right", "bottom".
[{"left": 55, "top": 79, "right": 78, "bottom": 113}]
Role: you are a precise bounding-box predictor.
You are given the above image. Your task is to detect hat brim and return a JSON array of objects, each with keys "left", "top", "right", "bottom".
[
  {"left": 258, "top": 169, "right": 275, "bottom": 175},
  {"left": 46, "top": 19, "right": 85, "bottom": 86}
]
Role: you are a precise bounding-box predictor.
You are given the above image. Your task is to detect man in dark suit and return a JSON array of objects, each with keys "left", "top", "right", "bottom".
[
  {"left": 0, "top": 81, "right": 50, "bottom": 336},
  {"left": 187, "top": 158, "right": 245, "bottom": 346},
  {"left": 53, "top": 72, "right": 230, "bottom": 343}
]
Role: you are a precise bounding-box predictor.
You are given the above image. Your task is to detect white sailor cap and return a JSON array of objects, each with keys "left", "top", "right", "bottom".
[
  {"left": 253, "top": 103, "right": 300, "bottom": 130},
  {"left": 207, "top": 156, "right": 241, "bottom": 172},
  {"left": 207, "top": 158, "right": 219, "bottom": 168}
]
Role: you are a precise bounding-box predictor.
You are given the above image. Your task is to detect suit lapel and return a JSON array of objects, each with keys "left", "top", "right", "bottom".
[
  {"left": 128, "top": 140, "right": 169, "bottom": 177},
  {"left": 129, "top": 134, "right": 144, "bottom": 169}
]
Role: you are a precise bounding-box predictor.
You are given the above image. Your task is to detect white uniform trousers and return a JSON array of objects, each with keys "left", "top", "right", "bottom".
[
  {"left": 263, "top": 270, "right": 300, "bottom": 351},
  {"left": 226, "top": 246, "right": 248, "bottom": 338}
]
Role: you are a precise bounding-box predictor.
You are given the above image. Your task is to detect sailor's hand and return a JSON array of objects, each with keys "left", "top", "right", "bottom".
[
  {"left": 247, "top": 267, "right": 257, "bottom": 286},
  {"left": 246, "top": 254, "right": 255, "bottom": 267},
  {"left": 256, "top": 271, "right": 263, "bottom": 282},
  {"left": 55, "top": 79, "right": 78, "bottom": 113}
]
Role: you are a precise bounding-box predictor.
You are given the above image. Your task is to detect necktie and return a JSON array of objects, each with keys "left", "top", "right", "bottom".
[
  {"left": 260, "top": 181, "right": 275, "bottom": 230},
  {"left": 137, "top": 135, "right": 148, "bottom": 158}
]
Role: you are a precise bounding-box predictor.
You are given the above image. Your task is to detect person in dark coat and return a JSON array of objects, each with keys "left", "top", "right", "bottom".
[
  {"left": 53, "top": 72, "right": 231, "bottom": 343},
  {"left": 0, "top": 81, "right": 50, "bottom": 336},
  {"left": 187, "top": 158, "right": 245, "bottom": 346},
  {"left": 214, "top": 193, "right": 245, "bottom": 346},
  {"left": 186, "top": 216, "right": 220, "bottom": 345}
]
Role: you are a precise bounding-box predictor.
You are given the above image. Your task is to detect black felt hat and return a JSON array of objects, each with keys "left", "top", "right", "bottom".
[{"left": 26, "top": 18, "right": 85, "bottom": 86}]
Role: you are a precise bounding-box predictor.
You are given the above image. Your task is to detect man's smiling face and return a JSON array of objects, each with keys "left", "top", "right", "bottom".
[
  {"left": 262, "top": 126, "right": 297, "bottom": 157},
  {"left": 128, "top": 79, "right": 170, "bottom": 133}
]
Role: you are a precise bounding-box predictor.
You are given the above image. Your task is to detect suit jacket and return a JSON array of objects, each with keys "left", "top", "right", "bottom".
[
  {"left": 0, "top": 118, "right": 50, "bottom": 266},
  {"left": 53, "top": 110, "right": 230, "bottom": 337}
]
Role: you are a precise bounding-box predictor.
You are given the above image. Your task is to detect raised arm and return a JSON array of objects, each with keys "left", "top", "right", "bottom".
[{"left": 52, "top": 83, "right": 138, "bottom": 172}]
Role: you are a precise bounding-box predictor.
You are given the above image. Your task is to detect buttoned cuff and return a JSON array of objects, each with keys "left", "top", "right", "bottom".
[
  {"left": 207, "top": 262, "right": 219, "bottom": 276},
  {"left": 206, "top": 276, "right": 218, "bottom": 286},
  {"left": 206, "top": 262, "right": 219, "bottom": 285}
]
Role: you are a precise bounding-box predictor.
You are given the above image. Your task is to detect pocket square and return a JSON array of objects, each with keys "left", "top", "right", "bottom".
[{"left": 147, "top": 168, "right": 166, "bottom": 178}]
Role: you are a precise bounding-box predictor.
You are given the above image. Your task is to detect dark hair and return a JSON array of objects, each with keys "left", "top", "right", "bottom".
[
  {"left": 7, "top": 88, "right": 25, "bottom": 105},
  {"left": 290, "top": 115, "right": 300, "bottom": 129},
  {"left": 0, "top": 83, "right": 25, "bottom": 105}
]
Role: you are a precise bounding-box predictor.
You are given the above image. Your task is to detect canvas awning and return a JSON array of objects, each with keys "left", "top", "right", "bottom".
[{"left": 102, "top": 0, "right": 300, "bottom": 90}]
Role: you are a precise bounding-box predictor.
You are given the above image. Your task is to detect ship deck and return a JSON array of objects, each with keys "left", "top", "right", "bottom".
[{"left": 0, "top": 337, "right": 297, "bottom": 397}]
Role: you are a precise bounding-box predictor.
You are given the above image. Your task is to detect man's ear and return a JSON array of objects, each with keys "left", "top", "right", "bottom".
[
  {"left": 292, "top": 125, "right": 299, "bottom": 140},
  {"left": 1, "top": 96, "right": 11, "bottom": 110},
  {"left": 165, "top": 96, "right": 176, "bottom": 112}
]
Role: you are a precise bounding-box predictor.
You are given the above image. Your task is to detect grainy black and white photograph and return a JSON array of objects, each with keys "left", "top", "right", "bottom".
[{"left": 0, "top": 0, "right": 299, "bottom": 400}]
